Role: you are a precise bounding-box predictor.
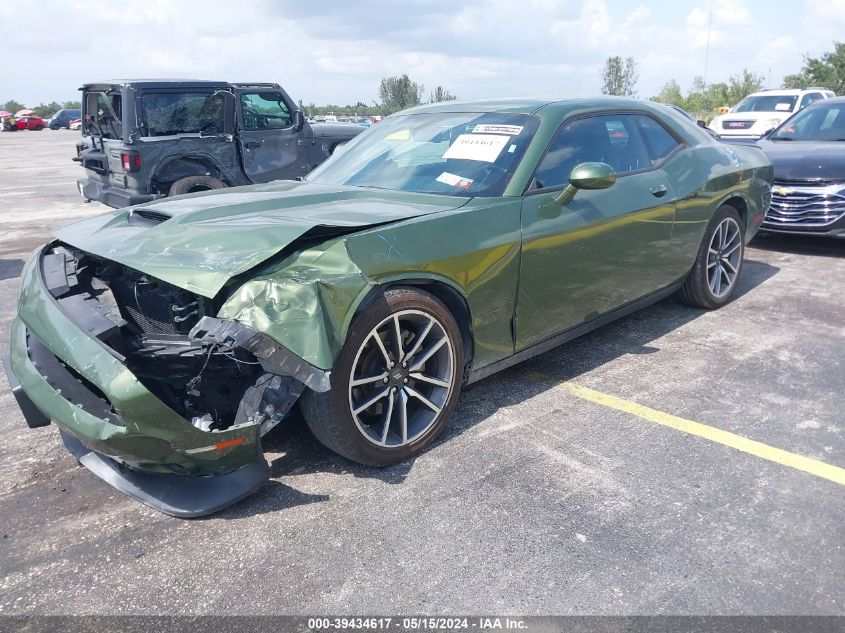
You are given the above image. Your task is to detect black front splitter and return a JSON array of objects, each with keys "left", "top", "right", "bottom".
[{"left": 60, "top": 431, "right": 269, "bottom": 518}]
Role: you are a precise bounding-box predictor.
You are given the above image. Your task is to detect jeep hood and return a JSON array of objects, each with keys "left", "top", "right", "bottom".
[{"left": 53, "top": 181, "right": 468, "bottom": 298}]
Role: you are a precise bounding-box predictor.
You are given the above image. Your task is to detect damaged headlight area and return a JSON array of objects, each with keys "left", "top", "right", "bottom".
[{"left": 41, "top": 243, "right": 328, "bottom": 437}]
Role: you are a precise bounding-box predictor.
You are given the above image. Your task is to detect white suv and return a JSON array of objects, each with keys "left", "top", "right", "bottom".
[{"left": 710, "top": 88, "right": 835, "bottom": 139}]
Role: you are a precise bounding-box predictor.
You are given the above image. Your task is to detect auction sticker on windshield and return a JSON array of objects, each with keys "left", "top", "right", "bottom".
[
  {"left": 443, "top": 134, "right": 509, "bottom": 162},
  {"left": 436, "top": 172, "right": 474, "bottom": 189},
  {"left": 472, "top": 124, "right": 524, "bottom": 135}
]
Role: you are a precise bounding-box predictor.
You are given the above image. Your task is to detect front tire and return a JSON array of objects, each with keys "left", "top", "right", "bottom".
[
  {"left": 678, "top": 205, "right": 745, "bottom": 309},
  {"left": 300, "top": 287, "right": 464, "bottom": 466}
]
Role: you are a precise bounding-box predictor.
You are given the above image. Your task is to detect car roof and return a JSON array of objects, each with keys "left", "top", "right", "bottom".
[
  {"left": 400, "top": 96, "right": 660, "bottom": 116},
  {"left": 747, "top": 88, "right": 829, "bottom": 96},
  {"left": 80, "top": 79, "right": 230, "bottom": 90}
]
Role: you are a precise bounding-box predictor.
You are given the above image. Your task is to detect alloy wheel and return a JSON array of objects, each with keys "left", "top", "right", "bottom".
[
  {"left": 706, "top": 217, "right": 742, "bottom": 298},
  {"left": 348, "top": 309, "right": 454, "bottom": 448}
]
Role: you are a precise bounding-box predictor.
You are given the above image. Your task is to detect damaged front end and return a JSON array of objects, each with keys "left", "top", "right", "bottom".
[{"left": 4, "top": 243, "right": 330, "bottom": 517}]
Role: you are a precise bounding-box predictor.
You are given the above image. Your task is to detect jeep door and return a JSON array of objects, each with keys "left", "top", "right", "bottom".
[
  {"left": 516, "top": 112, "right": 682, "bottom": 350},
  {"left": 237, "top": 91, "right": 307, "bottom": 182}
]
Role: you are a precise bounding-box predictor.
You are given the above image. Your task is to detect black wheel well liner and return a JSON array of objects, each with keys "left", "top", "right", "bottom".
[
  {"left": 722, "top": 195, "right": 748, "bottom": 225},
  {"left": 362, "top": 279, "right": 475, "bottom": 376}
]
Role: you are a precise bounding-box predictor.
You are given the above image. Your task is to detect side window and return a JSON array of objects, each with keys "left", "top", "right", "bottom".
[
  {"left": 635, "top": 115, "right": 680, "bottom": 164},
  {"left": 800, "top": 93, "right": 822, "bottom": 109},
  {"left": 533, "top": 114, "right": 652, "bottom": 190},
  {"left": 139, "top": 92, "right": 224, "bottom": 136},
  {"left": 240, "top": 92, "right": 292, "bottom": 130}
]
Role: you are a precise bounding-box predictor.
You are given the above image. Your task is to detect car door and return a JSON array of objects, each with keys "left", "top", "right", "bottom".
[
  {"left": 237, "top": 91, "right": 306, "bottom": 182},
  {"left": 516, "top": 112, "right": 681, "bottom": 350}
]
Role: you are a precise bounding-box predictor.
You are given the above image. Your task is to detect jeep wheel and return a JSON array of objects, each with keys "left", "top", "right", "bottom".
[{"left": 168, "top": 176, "right": 227, "bottom": 197}]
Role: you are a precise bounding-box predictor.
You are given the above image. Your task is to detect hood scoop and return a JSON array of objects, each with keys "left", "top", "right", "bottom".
[{"left": 127, "top": 209, "right": 172, "bottom": 227}]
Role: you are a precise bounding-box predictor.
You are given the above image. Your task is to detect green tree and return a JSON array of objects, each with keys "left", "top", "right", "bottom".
[
  {"left": 378, "top": 75, "right": 424, "bottom": 113},
  {"left": 600, "top": 56, "right": 638, "bottom": 97},
  {"left": 782, "top": 41, "right": 845, "bottom": 94},
  {"left": 2, "top": 99, "right": 25, "bottom": 113},
  {"left": 726, "top": 68, "right": 765, "bottom": 105},
  {"left": 429, "top": 86, "right": 456, "bottom": 103},
  {"left": 34, "top": 101, "right": 63, "bottom": 118},
  {"left": 652, "top": 79, "right": 684, "bottom": 106}
]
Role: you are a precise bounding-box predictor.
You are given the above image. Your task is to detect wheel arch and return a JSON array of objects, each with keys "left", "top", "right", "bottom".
[
  {"left": 152, "top": 155, "right": 228, "bottom": 192},
  {"left": 720, "top": 194, "right": 750, "bottom": 235},
  {"left": 347, "top": 275, "right": 475, "bottom": 379}
]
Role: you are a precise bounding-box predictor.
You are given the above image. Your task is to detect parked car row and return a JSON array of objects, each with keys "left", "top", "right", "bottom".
[
  {"left": 310, "top": 115, "right": 382, "bottom": 127},
  {"left": 0, "top": 110, "right": 46, "bottom": 131}
]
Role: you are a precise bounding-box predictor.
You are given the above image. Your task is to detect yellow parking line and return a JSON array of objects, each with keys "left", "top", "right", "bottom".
[{"left": 525, "top": 372, "right": 845, "bottom": 486}]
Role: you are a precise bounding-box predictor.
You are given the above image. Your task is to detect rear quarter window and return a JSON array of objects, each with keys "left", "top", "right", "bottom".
[
  {"left": 139, "top": 92, "right": 225, "bottom": 137},
  {"left": 635, "top": 115, "right": 681, "bottom": 163}
]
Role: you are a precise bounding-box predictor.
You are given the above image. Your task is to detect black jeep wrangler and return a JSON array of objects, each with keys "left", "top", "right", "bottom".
[{"left": 75, "top": 80, "right": 364, "bottom": 208}]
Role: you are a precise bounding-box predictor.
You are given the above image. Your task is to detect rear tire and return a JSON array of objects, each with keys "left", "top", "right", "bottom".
[
  {"left": 168, "top": 175, "right": 226, "bottom": 197},
  {"left": 300, "top": 287, "right": 464, "bottom": 466},
  {"left": 33, "top": 125, "right": 43, "bottom": 131},
  {"left": 678, "top": 205, "right": 745, "bottom": 309}
]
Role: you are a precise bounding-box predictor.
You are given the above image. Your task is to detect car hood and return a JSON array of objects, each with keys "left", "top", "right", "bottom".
[
  {"left": 54, "top": 181, "right": 468, "bottom": 298},
  {"left": 755, "top": 140, "right": 845, "bottom": 181}
]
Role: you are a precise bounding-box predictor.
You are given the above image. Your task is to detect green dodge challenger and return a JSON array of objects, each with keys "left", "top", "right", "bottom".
[{"left": 4, "top": 98, "right": 773, "bottom": 516}]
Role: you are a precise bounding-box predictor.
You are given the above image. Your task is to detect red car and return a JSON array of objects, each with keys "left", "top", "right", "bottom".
[{"left": 16, "top": 115, "right": 46, "bottom": 130}]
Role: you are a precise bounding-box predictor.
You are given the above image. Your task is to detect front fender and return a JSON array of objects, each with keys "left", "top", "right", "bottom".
[{"left": 217, "top": 238, "right": 371, "bottom": 371}]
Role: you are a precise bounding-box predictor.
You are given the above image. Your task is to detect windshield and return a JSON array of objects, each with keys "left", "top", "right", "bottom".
[
  {"left": 307, "top": 112, "right": 540, "bottom": 197},
  {"left": 771, "top": 102, "right": 845, "bottom": 141},
  {"left": 733, "top": 95, "right": 798, "bottom": 113}
]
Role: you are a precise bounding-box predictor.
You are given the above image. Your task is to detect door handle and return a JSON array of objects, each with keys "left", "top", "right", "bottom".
[
  {"left": 243, "top": 140, "right": 260, "bottom": 149},
  {"left": 649, "top": 184, "right": 668, "bottom": 197}
]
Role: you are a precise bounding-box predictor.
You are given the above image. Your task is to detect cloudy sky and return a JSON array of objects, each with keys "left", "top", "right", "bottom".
[{"left": 2, "top": 0, "right": 843, "bottom": 107}]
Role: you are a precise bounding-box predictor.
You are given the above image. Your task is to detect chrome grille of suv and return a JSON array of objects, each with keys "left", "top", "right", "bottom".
[
  {"left": 722, "top": 120, "right": 755, "bottom": 130},
  {"left": 765, "top": 181, "right": 845, "bottom": 227}
]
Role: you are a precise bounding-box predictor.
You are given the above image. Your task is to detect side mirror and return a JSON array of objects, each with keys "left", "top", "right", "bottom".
[
  {"left": 555, "top": 162, "right": 616, "bottom": 205},
  {"left": 696, "top": 119, "right": 707, "bottom": 128},
  {"left": 294, "top": 110, "right": 306, "bottom": 131},
  {"left": 761, "top": 127, "right": 777, "bottom": 139}
]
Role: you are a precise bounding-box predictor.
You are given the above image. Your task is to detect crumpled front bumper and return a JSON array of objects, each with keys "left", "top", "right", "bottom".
[{"left": 4, "top": 248, "right": 271, "bottom": 517}]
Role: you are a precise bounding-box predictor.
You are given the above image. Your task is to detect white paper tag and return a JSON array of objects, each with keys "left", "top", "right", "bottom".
[
  {"left": 443, "top": 134, "right": 509, "bottom": 163},
  {"left": 472, "top": 124, "right": 524, "bottom": 136},
  {"left": 436, "top": 172, "right": 474, "bottom": 189},
  {"left": 774, "top": 103, "right": 792, "bottom": 111}
]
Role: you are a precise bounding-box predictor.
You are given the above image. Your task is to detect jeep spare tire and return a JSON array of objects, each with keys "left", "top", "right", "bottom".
[{"left": 168, "top": 176, "right": 227, "bottom": 197}]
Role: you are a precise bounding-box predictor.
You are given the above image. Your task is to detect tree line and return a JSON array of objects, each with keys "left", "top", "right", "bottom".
[
  {"left": 302, "top": 76, "right": 455, "bottom": 117},
  {"left": 1, "top": 99, "right": 80, "bottom": 117},
  {"left": 602, "top": 41, "right": 845, "bottom": 122}
]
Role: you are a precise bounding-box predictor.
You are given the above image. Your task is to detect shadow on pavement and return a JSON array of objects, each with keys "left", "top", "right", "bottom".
[{"left": 751, "top": 233, "right": 845, "bottom": 259}]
